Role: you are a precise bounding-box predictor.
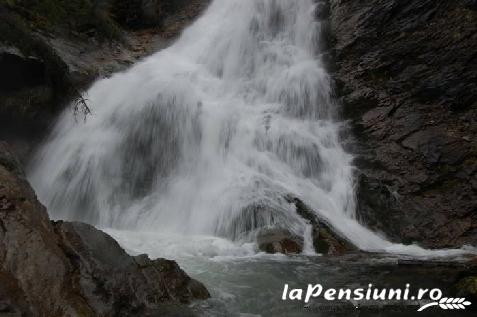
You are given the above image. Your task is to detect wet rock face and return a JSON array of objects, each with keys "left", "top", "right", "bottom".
[
  {"left": 286, "top": 197, "right": 355, "bottom": 256},
  {"left": 242, "top": 197, "right": 354, "bottom": 256},
  {"left": 329, "top": 0, "right": 477, "bottom": 248},
  {"left": 0, "top": 142, "right": 208, "bottom": 317},
  {"left": 257, "top": 228, "right": 303, "bottom": 254}
]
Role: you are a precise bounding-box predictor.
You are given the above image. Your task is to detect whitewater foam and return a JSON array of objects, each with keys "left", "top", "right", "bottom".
[{"left": 29, "top": 0, "right": 475, "bottom": 259}]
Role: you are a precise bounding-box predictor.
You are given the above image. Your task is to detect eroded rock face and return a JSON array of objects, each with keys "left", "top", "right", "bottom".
[
  {"left": 329, "top": 0, "right": 477, "bottom": 248},
  {"left": 0, "top": 142, "right": 208, "bottom": 317}
]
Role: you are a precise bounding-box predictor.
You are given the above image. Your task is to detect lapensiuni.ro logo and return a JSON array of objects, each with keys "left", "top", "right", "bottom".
[{"left": 282, "top": 284, "right": 472, "bottom": 312}]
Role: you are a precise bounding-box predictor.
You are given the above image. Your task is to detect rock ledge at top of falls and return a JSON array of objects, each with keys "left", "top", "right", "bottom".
[
  {"left": 329, "top": 0, "right": 477, "bottom": 248},
  {"left": 0, "top": 141, "right": 209, "bottom": 317}
]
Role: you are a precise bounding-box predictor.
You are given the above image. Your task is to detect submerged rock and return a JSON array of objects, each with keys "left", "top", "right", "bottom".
[
  {"left": 0, "top": 142, "right": 209, "bottom": 317},
  {"left": 257, "top": 228, "right": 303, "bottom": 254}
]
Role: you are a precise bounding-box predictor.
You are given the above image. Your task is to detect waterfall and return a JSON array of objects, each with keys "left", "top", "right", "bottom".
[{"left": 28, "top": 0, "right": 473, "bottom": 257}]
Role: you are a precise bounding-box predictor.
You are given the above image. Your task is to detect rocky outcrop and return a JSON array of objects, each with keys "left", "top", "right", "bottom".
[
  {"left": 0, "top": 142, "right": 208, "bottom": 317},
  {"left": 257, "top": 228, "right": 303, "bottom": 254},
  {"left": 286, "top": 197, "right": 355, "bottom": 256},
  {"left": 233, "top": 197, "right": 354, "bottom": 255},
  {"left": 329, "top": 0, "right": 477, "bottom": 248}
]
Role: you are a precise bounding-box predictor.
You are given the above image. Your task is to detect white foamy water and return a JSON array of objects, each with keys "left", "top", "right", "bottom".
[{"left": 29, "top": 0, "right": 474, "bottom": 259}]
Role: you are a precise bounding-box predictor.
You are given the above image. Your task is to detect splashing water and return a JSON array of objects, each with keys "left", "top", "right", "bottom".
[{"left": 29, "top": 0, "right": 473, "bottom": 258}]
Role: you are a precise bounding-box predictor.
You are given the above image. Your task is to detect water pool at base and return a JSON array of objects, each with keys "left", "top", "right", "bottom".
[{"left": 107, "top": 230, "right": 475, "bottom": 317}]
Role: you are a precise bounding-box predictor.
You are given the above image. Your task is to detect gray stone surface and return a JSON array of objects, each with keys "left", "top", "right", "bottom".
[{"left": 329, "top": 0, "right": 477, "bottom": 247}]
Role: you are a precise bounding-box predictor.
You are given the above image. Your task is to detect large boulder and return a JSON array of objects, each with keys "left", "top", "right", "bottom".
[
  {"left": 53, "top": 221, "right": 210, "bottom": 313},
  {"left": 286, "top": 196, "right": 356, "bottom": 256},
  {"left": 257, "top": 228, "right": 303, "bottom": 254},
  {"left": 0, "top": 142, "right": 208, "bottom": 317},
  {"left": 233, "top": 197, "right": 355, "bottom": 256}
]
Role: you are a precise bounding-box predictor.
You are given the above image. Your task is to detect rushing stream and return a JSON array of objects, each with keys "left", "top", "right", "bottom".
[{"left": 29, "top": 1, "right": 475, "bottom": 316}]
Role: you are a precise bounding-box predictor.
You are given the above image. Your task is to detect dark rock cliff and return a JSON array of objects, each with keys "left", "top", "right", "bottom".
[
  {"left": 0, "top": 142, "right": 209, "bottom": 317},
  {"left": 329, "top": 0, "right": 477, "bottom": 248}
]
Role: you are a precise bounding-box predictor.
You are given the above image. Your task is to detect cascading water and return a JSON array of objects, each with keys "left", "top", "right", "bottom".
[{"left": 29, "top": 0, "right": 472, "bottom": 258}]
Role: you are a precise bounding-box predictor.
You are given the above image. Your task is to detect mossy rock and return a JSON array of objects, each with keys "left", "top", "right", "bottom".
[{"left": 455, "top": 276, "right": 477, "bottom": 299}]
